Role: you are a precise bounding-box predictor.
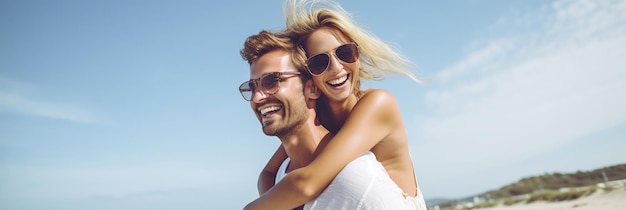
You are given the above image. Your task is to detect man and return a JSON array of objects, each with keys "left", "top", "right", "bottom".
[{"left": 238, "top": 30, "right": 408, "bottom": 210}]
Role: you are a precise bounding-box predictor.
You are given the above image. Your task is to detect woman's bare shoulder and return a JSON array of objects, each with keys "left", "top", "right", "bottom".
[{"left": 358, "top": 89, "right": 398, "bottom": 106}]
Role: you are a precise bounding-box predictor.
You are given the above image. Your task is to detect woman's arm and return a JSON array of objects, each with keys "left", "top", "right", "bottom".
[
  {"left": 244, "top": 89, "right": 401, "bottom": 209},
  {"left": 257, "top": 145, "right": 288, "bottom": 195}
]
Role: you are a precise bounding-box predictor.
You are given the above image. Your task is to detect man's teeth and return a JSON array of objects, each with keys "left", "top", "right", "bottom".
[
  {"left": 327, "top": 75, "right": 348, "bottom": 86},
  {"left": 260, "top": 106, "right": 280, "bottom": 115}
]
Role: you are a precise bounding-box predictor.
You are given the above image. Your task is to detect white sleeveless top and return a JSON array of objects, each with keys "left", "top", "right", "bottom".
[
  {"left": 274, "top": 151, "right": 410, "bottom": 210},
  {"left": 275, "top": 156, "right": 290, "bottom": 183}
]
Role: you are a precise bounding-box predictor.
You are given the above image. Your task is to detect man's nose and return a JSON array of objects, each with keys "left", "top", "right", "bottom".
[{"left": 252, "top": 89, "right": 267, "bottom": 103}]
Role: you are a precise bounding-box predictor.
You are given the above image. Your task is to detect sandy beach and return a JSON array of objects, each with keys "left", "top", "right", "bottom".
[
  {"left": 481, "top": 182, "right": 626, "bottom": 210},
  {"left": 432, "top": 179, "right": 626, "bottom": 210}
]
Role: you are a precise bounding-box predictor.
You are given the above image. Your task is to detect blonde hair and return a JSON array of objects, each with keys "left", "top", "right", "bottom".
[{"left": 283, "top": 0, "right": 419, "bottom": 85}]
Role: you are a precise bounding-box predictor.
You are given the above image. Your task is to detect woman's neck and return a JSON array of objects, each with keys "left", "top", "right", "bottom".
[{"left": 326, "top": 94, "right": 359, "bottom": 130}]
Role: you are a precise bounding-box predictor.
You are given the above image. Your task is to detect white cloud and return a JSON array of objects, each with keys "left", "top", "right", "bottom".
[
  {"left": 414, "top": 0, "right": 626, "bottom": 171},
  {"left": 0, "top": 78, "right": 98, "bottom": 123}
]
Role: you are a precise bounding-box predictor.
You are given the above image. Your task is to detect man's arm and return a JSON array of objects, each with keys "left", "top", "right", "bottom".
[
  {"left": 257, "top": 145, "right": 288, "bottom": 195},
  {"left": 245, "top": 90, "right": 400, "bottom": 209}
]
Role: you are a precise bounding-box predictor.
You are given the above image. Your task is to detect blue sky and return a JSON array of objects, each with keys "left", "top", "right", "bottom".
[{"left": 1, "top": 0, "right": 625, "bottom": 209}]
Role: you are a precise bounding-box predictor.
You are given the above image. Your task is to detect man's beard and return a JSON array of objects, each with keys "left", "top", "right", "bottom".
[
  {"left": 263, "top": 118, "right": 303, "bottom": 137},
  {"left": 262, "top": 98, "right": 308, "bottom": 137}
]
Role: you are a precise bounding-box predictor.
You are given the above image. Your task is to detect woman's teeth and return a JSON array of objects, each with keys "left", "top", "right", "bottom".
[{"left": 327, "top": 75, "right": 349, "bottom": 87}]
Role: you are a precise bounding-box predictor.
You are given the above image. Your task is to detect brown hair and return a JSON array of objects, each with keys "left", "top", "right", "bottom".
[{"left": 240, "top": 30, "right": 310, "bottom": 81}]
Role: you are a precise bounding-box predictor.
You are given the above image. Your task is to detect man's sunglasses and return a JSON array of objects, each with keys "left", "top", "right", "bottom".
[
  {"left": 305, "top": 42, "right": 359, "bottom": 76},
  {"left": 239, "top": 71, "right": 302, "bottom": 101}
]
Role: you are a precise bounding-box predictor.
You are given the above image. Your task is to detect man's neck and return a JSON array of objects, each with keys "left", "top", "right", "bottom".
[{"left": 279, "top": 118, "right": 331, "bottom": 170}]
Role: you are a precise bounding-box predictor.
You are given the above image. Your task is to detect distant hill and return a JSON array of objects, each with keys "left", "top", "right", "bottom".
[
  {"left": 431, "top": 163, "right": 626, "bottom": 208},
  {"left": 425, "top": 198, "right": 453, "bottom": 207}
]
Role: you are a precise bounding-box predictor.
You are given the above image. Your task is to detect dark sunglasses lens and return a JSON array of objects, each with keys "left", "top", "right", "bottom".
[
  {"left": 260, "top": 74, "right": 280, "bottom": 93},
  {"left": 239, "top": 81, "right": 253, "bottom": 101},
  {"left": 336, "top": 44, "right": 358, "bottom": 63},
  {"left": 307, "top": 54, "right": 330, "bottom": 75}
]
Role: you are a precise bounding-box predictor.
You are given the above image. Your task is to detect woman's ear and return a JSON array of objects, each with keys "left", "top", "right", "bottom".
[{"left": 304, "top": 80, "right": 321, "bottom": 100}]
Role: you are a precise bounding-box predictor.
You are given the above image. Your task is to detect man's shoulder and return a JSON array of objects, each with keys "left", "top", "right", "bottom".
[
  {"left": 332, "top": 151, "right": 380, "bottom": 178},
  {"left": 305, "top": 152, "right": 408, "bottom": 209}
]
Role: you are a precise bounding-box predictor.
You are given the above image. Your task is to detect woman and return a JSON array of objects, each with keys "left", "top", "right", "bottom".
[{"left": 248, "top": 0, "right": 426, "bottom": 209}]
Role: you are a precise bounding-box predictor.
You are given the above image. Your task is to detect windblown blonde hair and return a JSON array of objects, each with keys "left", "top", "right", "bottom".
[{"left": 283, "top": 0, "right": 420, "bottom": 87}]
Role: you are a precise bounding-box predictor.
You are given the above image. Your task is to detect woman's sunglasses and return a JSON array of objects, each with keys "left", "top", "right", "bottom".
[
  {"left": 305, "top": 42, "right": 359, "bottom": 76},
  {"left": 238, "top": 71, "right": 302, "bottom": 101}
]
